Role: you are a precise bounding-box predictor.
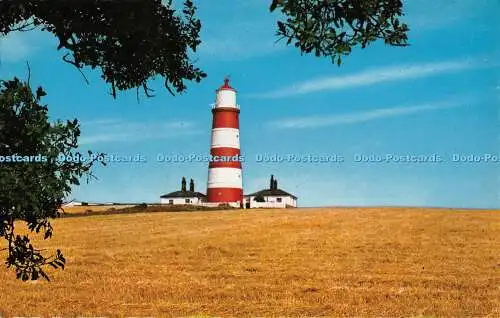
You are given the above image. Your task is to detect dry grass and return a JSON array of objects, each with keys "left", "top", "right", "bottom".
[
  {"left": 62, "top": 205, "right": 135, "bottom": 214},
  {"left": 61, "top": 204, "right": 233, "bottom": 216},
  {"left": 0, "top": 207, "right": 498, "bottom": 317}
]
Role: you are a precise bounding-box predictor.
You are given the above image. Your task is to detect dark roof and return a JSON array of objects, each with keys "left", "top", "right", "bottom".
[
  {"left": 245, "top": 188, "right": 297, "bottom": 199},
  {"left": 160, "top": 190, "right": 206, "bottom": 199}
]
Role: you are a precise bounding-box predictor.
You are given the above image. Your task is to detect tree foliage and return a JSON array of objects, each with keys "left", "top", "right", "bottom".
[
  {"left": 0, "top": 0, "right": 206, "bottom": 98},
  {"left": 0, "top": 0, "right": 409, "bottom": 98},
  {"left": 0, "top": 77, "right": 100, "bottom": 281},
  {"left": 270, "top": 0, "right": 409, "bottom": 65}
]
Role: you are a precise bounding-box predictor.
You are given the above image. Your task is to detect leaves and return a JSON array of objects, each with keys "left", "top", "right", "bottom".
[
  {"left": 270, "top": 0, "right": 281, "bottom": 12},
  {"left": 35, "top": 87, "right": 46, "bottom": 100},
  {"left": 270, "top": 0, "right": 409, "bottom": 65},
  {"left": 277, "top": 21, "right": 287, "bottom": 34}
]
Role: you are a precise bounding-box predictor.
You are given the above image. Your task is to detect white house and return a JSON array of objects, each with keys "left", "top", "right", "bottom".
[
  {"left": 244, "top": 175, "right": 297, "bottom": 208},
  {"left": 62, "top": 201, "right": 83, "bottom": 207},
  {"left": 62, "top": 201, "right": 103, "bottom": 207},
  {"left": 160, "top": 177, "right": 207, "bottom": 205}
]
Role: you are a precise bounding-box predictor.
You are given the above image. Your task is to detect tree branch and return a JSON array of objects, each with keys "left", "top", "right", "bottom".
[
  {"left": 62, "top": 53, "right": 89, "bottom": 85},
  {"left": 25, "top": 61, "right": 31, "bottom": 87}
]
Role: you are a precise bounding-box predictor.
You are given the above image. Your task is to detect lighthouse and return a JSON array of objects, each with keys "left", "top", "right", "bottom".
[{"left": 207, "top": 78, "right": 243, "bottom": 205}]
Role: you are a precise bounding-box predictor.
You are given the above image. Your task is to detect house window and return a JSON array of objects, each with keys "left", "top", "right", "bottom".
[
  {"left": 185, "top": 198, "right": 190, "bottom": 203},
  {"left": 276, "top": 197, "right": 282, "bottom": 203},
  {"left": 168, "top": 199, "right": 173, "bottom": 204}
]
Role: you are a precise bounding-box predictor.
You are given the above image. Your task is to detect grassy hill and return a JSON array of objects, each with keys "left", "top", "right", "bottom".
[{"left": 0, "top": 207, "right": 498, "bottom": 317}]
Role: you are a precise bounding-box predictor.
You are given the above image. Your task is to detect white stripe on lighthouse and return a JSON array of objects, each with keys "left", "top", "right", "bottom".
[
  {"left": 207, "top": 167, "right": 243, "bottom": 189},
  {"left": 211, "top": 128, "right": 240, "bottom": 149},
  {"left": 216, "top": 90, "right": 237, "bottom": 108}
]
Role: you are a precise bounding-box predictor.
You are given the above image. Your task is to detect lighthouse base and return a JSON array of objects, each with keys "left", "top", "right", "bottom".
[{"left": 207, "top": 188, "right": 243, "bottom": 203}]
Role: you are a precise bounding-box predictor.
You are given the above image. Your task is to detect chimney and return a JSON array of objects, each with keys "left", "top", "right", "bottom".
[
  {"left": 270, "top": 174, "right": 274, "bottom": 189},
  {"left": 273, "top": 179, "right": 278, "bottom": 190},
  {"left": 189, "top": 179, "right": 194, "bottom": 192},
  {"left": 181, "top": 177, "right": 187, "bottom": 191}
]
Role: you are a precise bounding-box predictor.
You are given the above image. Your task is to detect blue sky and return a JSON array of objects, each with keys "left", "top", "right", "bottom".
[{"left": 0, "top": 0, "right": 498, "bottom": 208}]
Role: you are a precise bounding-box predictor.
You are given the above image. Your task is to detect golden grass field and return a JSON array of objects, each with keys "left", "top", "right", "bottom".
[{"left": 0, "top": 207, "right": 499, "bottom": 317}]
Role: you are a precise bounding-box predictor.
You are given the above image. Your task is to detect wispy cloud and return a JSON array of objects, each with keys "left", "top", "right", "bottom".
[
  {"left": 195, "top": 1, "right": 285, "bottom": 61},
  {"left": 251, "top": 58, "right": 487, "bottom": 99},
  {"left": 404, "top": 0, "right": 494, "bottom": 31},
  {"left": 0, "top": 23, "right": 56, "bottom": 64},
  {"left": 79, "top": 118, "right": 122, "bottom": 126},
  {"left": 79, "top": 119, "right": 200, "bottom": 145},
  {"left": 0, "top": 32, "right": 38, "bottom": 63},
  {"left": 268, "top": 98, "right": 469, "bottom": 129},
  {"left": 198, "top": 38, "right": 284, "bottom": 61}
]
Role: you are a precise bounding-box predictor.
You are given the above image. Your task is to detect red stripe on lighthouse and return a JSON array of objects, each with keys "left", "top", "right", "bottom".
[
  {"left": 207, "top": 188, "right": 243, "bottom": 203},
  {"left": 209, "top": 147, "right": 241, "bottom": 168},
  {"left": 212, "top": 108, "right": 239, "bottom": 129}
]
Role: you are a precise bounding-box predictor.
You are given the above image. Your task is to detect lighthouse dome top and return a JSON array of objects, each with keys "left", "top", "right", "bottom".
[
  {"left": 217, "top": 77, "right": 235, "bottom": 92},
  {"left": 214, "top": 77, "right": 238, "bottom": 109}
]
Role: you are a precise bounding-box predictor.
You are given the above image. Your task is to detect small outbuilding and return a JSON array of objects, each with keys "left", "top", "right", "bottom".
[
  {"left": 160, "top": 177, "right": 207, "bottom": 205},
  {"left": 244, "top": 175, "right": 297, "bottom": 208}
]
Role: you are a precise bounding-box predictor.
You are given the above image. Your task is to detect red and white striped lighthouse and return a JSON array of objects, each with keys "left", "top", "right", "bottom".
[{"left": 207, "top": 78, "right": 243, "bottom": 204}]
